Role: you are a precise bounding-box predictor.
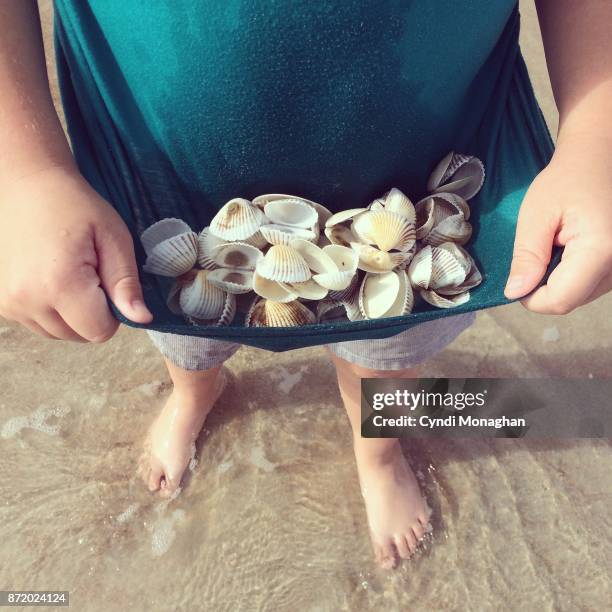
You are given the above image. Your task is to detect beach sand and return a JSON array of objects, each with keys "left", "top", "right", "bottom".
[{"left": 0, "top": 2, "right": 610, "bottom": 610}]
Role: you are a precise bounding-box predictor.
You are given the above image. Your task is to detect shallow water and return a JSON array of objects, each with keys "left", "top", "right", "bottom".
[{"left": 1, "top": 322, "right": 610, "bottom": 611}]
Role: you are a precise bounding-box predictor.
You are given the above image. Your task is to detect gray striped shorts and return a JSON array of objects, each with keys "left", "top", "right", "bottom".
[{"left": 146, "top": 311, "right": 476, "bottom": 371}]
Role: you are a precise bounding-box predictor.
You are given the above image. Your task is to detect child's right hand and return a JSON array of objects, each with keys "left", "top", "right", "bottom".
[{"left": 0, "top": 166, "right": 153, "bottom": 342}]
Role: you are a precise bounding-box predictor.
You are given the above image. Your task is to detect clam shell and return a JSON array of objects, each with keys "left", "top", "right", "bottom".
[
  {"left": 424, "top": 215, "right": 472, "bottom": 246},
  {"left": 408, "top": 244, "right": 467, "bottom": 290},
  {"left": 256, "top": 244, "right": 311, "bottom": 283},
  {"left": 381, "top": 188, "right": 416, "bottom": 223},
  {"left": 252, "top": 271, "right": 298, "bottom": 302},
  {"left": 419, "top": 289, "right": 471, "bottom": 308},
  {"left": 312, "top": 269, "right": 355, "bottom": 292},
  {"left": 206, "top": 268, "right": 254, "bottom": 294},
  {"left": 407, "top": 246, "right": 433, "bottom": 289},
  {"left": 343, "top": 292, "right": 365, "bottom": 321},
  {"left": 351, "top": 209, "right": 416, "bottom": 252},
  {"left": 197, "top": 227, "right": 226, "bottom": 270},
  {"left": 311, "top": 244, "right": 358, "bottom": 291},
  {"left": 328, "top": 271, "right": 360, "bottom": 302},
  {"left": 316, "top": 299, "right": 346, "bottom": 322},
  {"left": 350, "top": 242, "right": 406, "bottom": 273},
  {"left": 142, "top": 231, "right": 199, "bottom": 277},
  {"left": 260, "top": 223, "right": 317, "bottom": 246},
  {"left": 325, "top": 208, "right": 368, "bottom": 228},
  {"left": 253, "top": 194, "right": 332, "bottom": 226},
  {"left": 427, "top": 152, "right": 485, "bottom": 200},
  {"left": 179, "top": 270, "right": 226, "bottom": 319},
  {"left": 324, "top": 224, "right": 355, "bottom": 247},
  {"left": 289, "top": 239, "right": 336, "bottom": 274},
  {"left": 385, "top": 269, "right": 414, "bottom": 317},
  {"left": 210, "top": 198, "right": 266, "bottom": 241},
  {"left": 415, "top": 194, "right": 472, "bottom": 245},
  {"left": 264, "top": 199, "right": 319, "bottom": 229},
  {"left": 141, "top": 218, "right": 193, "bottom": 256},
  {"left": 186, "top": 291, "right": 237, "bottom": 326},
  {"left": 211, "top": 242, "right": 262, "bottom": 270},
  {"left": 358, "top": 271, "right": 401, "bottom": 319},
  {"left": 281, "top": 279, "right": 329, "bottom": 301},
  {"left": 245, "top": 299, "right": 316, "bottom": 327}
]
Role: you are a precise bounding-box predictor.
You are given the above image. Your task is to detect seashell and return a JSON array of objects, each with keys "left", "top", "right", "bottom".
[
  {"left": 264, "top": 199, "right": 319, "bottom": 229},
  {"left": 256, "top": 244, "right": 311, "bottom": 283},
  {"left": 328, "top": 271, "right": 360, "bottom": 302},
  {"left": 316, "top": 299, "right": 346, "bottom": 323},
  {"left": 324, "top": 224, "right": 355, "bottom": 247},
  {"left": 380, "top": 188, "right": 416, "bottom": 223},
  {"left": 197, "top": 227, "right": 226, "bottom": 270},
  {"left": 253, "top": 193, "right": 333, "bottom": 226},
  {"left": 408, "top": 244, "right": 468, "bottom": 291},
  {"left": 415, "top": 194, "right": 472, "bottom": 245},
  {"left": 142, "top": 230, "right": 199, "bottom": 277},
  {"left": 358, "top": 271, "right": 401, "bottom": 319},
  {"left": 289, "top": 238, "right": 337, "bottom": 274},
  {"left": 281, "top": 279, "right": 329, "bottom": 301},
  {"left": 419, "top": 289, "right": 471, "bottom": 308},
  {"left": 179, "top": 270, "right": 226, "bottom": 319},
  {"left": 369, "top": 199, "right": 386, "bottom": 212},
  {"left": 211, "top": 242, "right": 262, "bottom": 270},
  {"left": 141, "top": 218, "right": 193, "bottom": 256},
  {"left": 252, "top": 271, "right": 298, "bottom": 302},
  {"left": 206, "top": 268, "right": 254, "bottom": 294},
  {"left": 343, "top": 296, "right": 365, "bottom": 321},
  {"left": 209, "top": 198, "right": 266, "bottom": 241},
  {"left": 245, "top": 298, "right": 316, "bottom": 327},
  {"left": 382, "top": 269, "right": 414, "bottom": 317},
  {"left": 427, "top": 152, "right": 485, "bottom": 200},
  {"left": 187, "top": 291, "right": 237, "bottom": 326},
  {"left": 312, "top": 244, "right": 358, "bottom": 291},
  {"left": 350, "top": 242, "right": 406, "bottom": 274},
  {"left": 325, "top": 208, "right": 368, "bottom": 228},
  {"left": 241, "top": 229, "right": 269, "bottom": 249},
  {"left": 351, "top": 209, "right": 416, "bottom": 252},
  {"left": 260, "top": 223, "right": 317, "bottom": 246}
]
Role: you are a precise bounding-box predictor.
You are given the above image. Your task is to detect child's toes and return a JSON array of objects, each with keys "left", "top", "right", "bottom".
[
  {"left": 147, "top": 460, "right": 164, "bottom": 492},
  {"left": 393, "top": 534, "right": 412, "bottom": 560},
  {"left": 375, "top": 539, "right": 398, "bottom": 570},
  {"left": 159, "top": 472, "right": 181, "bottom": 499},
  {"left": 404, "top": 528, "right": 418, "bottom": 554},
  {"left": 412, "top": 521, "right": 426, "bottom": 542}
]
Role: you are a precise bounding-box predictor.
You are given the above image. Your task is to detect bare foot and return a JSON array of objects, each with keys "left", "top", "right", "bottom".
[
  {"left": 354, "top": 439, "right": 432, "bottom": 570},
  {"left": 137, "top": 367, "right": 227, "bottom": 498}
]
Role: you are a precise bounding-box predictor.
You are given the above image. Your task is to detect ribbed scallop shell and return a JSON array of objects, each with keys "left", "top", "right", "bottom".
[
  {"left": 328, "top": 271, "right": 360, "bottom": 302},
  {"left": 316, "top": 299, "right": 346, "bottom": 323},
  {"left": 350, "top": 242, "right": 406, "bottom": 273},
  {"left": 415, "top": 194, "right": 472, "bottom": 245},
  {"left": 197, "top": 227, "right": 226, "bottom": 270},
  {"left": 380, "top": 188, "right": 416, "bottom": 223},
  {"left": 419, "top": 289, "right": 471, "bottom": 308},
  {"left": 179, "top": 270, "right": 227, "bottom": 319},
  {"left": 325, "top": 208, "right": 368, "bottom": 228},
  {"left": 260, "top": 224, "right": 317, "bottom": 246},
  {"left": 311, "top": 244, "right": 358, "bottom": 291},
  {"left": 323, "top": 224, "right": 355, "bottom": 247},
  {"left": 245, "top": 299, "right": 316, "bottom": 327},
  {"left": 407, "top": 244, "right": 467, "bottom": 291},
  {"left": 210, "top": 198, "right": 266, "bottom": 241},
  {"left": 264, "top": 199, "right": 319, "bottom": 229},
  {"left": 427, "top": 152, "right": 485, "bottom": 201},
  {"left": 252, "top": 271, "right": 298, "bottom": 302},
  {"left": 186, "top": 291, "right": 237, "bottom": 326},
  {"left": 289, "top": 239, "right": 337, "bottom": 274},
  {"left": 358, "top": 271, "right": 401, "bottom": 319},
  {"left": 281, "top": 279, "right": 329, "bottom": 301},
  {"left": 142, "top": 231, "right": 199, "bottom": 277},
  {"left": 381, "top": 269, "right": 413, "bottom": 317},
  {"left": 141, "top": 218, "right": 193, "bottom": 256},
  {"left": 351, "top": 209, "right": 416, "bottom": 252},
  {"left": 252, "top": 193, "right": 332, "bottom": 226},
  {"left": 206, "top": 268, "right": 254, "bottom": 294},
  {"left": 255, "top": 245, "right": 311, "bottom": 283},
  {"left": 211, "top": 242, "right": 262, "bottom": 270}
]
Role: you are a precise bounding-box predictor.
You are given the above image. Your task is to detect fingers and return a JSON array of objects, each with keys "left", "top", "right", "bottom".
[
  {"left": 16, "top": 317, "right": 58, "bottom": 340},
  {"left": 504, "top": 192, "right": 560, "bottom": 299},
  {"left": 521, "top": 242, "right": 611, "bottom": 314},
  {"left": 36, "top": 308, "right": 88, "bottom": 342},
  {"left": 94, "top": 223, "right": 153, "bottom": 324}
]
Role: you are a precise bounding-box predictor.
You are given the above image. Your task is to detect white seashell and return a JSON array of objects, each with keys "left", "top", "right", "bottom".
[
  {"left": 415, "top": 194, "right": 472, "bottom": 245},
  {"left": 245, "top": 298, "right": 316, "bottom": 327},
  {"left": 197, "top": 227, "right": 226, "bottom": 270},
  {"left": 241, "top": 230, "right": 269, "bottom": 249},
  {"left": 142, "top": 231, "right": 199, "bottom": 277},
  {"left": 350, "top": 242, "right": 406, "bottom": 273},
  {"left": 260, "top": 224, "right": 317, "bottom": 246},
  {"left": 419, "top": 289, "right": 471, "bottom": 308},
  {"left": 427, "top": 152, "right": 485, "bottom": 200},
  {"left": 325, "top": 208, "right": 368, "bottom": 228},
  {"left": 289, "top": 238, "right": 337, "bottom": 274},
  {"left": 211, "top": 242, "right": 262, "bottom": 270},
  {"left": 408, "top": 244, "right": 467, "bottom": 291},
  {"left": 328, "top": 271, "right": 360, "bottom": 302},
  {"left": 255, "top": 244, "right": 311, "bottom": 283},
  {"left": 209, "top": 198, "right": 266, "bottom": 241},
  {"left": 141, "top": 218, "right": 193, "bottom": 256},
  {"left": 385, "top": 269, "right": 414, "bottom": 317},
  {"left": 253, "top": 193, "right": 333, "bottom": 226},
  {"left": 281, "top": 279, "right": 329, "bottom": 301},
  {"left": 407, "top": 246, "right": 433, "bottom": 289},
  {"left": 324, "top": 224, "right": 355, "bottom": 247},
  {"left": 344, "top": 298, "right": 365, "bottom": 321},
  {"left": 312, "top": 244, "right": 358, "bottom": 291},
  {"left": 351, "top": 209, "right": 416, "bottom": 252},
  {"left": 264, "top": 199, "right": 319, "bottom": 229},
  {"left": 186, "top": 291, "right": 237, "bottom": 326},
  {"left": 179, "top": 270, "right": 226, "bottom": 319},
  {"left": 381, "top": 188, "right": 416, "bottom": 223},
  {"left": 358, "top": 271, "right": 401, "bottom": 319},
  {"left": 252, "top": 271, "right": 298, "bottom": 302},
  {"left": 316, "top": 299, "right": 346, "bottom": 323},
  {"left": 312, "top": 269, "right": 355, "bottom": 292},
  {"left": 206, "top": 268, "right": 254, "bottom": 294}
]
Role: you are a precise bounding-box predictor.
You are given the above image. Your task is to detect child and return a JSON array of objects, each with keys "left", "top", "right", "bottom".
[{"left": 0, "top": 0, "right": 610, "bottom": 571}]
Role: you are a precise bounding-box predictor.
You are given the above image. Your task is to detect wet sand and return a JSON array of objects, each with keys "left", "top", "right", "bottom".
[{"left": 0, "top": 2, "right": 610, "bottom": 610}]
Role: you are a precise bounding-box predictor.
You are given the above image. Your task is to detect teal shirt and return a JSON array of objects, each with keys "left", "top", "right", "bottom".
[{"left": 53, "top": 1, "right": 559, "bottom": 350}]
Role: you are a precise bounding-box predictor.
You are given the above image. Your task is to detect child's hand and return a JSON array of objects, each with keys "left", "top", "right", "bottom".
[
  {"left": 0, "top": 166, "right": 153, "bottom": 341},
  {"left": 504, "top": 137, "right": 612, "bottom": 313}
]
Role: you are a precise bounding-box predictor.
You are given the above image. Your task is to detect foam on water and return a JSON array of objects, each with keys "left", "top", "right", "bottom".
[
  {"left": 249, "top": 446, "right": 276, "bottom": 472},
  {"left": 1, "top": 405, "right": 71, "bottom": 439},
  {"left": 542, "top": 326, "right": 561, "bottom": 342},
  {"left": 218, "top": 459, "right": 233, "bottom": 474},
  {"left": 149, "top": 508, "right": 186, "bottom": 557},
  {"left": 116, "top": 503, "right": 140, "bottom": 524},
  {"left": 134, "top": 381, "right": 163, "bottom": 397},
  {"left": 267, "top": 365, "right": 310, "bottom": 394}
]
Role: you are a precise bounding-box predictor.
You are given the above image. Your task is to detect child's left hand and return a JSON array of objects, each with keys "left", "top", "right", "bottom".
[{"left": 504, "top": 136, "right": 612, "bottom": 313}]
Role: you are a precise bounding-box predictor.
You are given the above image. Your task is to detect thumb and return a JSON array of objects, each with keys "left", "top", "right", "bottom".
[
  {"left": 95, "top": 222, "right": 154, "bottom": 324},
  {"left": 504, "top": 194, "right": 559, "bottom": 299}
]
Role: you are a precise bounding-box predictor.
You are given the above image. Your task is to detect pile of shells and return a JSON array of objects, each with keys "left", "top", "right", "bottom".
[{"left": 140, "top": 151, "right": 484, "bottom": 328}]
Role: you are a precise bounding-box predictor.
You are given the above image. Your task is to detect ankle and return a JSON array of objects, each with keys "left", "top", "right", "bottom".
[{"left": 353, "top": 436, "right": 401, "bottom": 467}]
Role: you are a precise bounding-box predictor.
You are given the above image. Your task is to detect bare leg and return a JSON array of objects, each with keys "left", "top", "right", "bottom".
[
  {"left": 137, "top": 359, "right": 226, "bottom": 498},
  {"left": 328, "top": 349, "right": 432, "bottom": 570}
]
